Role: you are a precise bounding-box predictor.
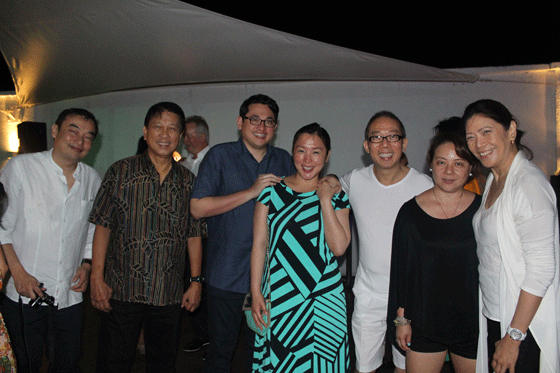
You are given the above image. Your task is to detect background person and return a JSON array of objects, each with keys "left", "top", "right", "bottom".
[
  {"left": 181, "top": 115, "right": 210, "bottom": 176},
  {"left": 463, "top": 99, "right": 560, "bottom": 373},
  {"left": 388, "top": 129, "right": 482, "bottom": 373},
  {"left": 251, "top": 123, "right": 351, "bottom": 372}
]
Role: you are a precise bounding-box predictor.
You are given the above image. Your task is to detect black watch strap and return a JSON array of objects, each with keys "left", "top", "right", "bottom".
[
  {"left": 190, "top": 276, "right": 204, "bottom": 283},
  {"left": 81, "top": 259, "right": 92, "bottom": 266}
]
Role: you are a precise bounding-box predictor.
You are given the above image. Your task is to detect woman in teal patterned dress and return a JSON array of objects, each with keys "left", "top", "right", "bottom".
[{"left": 250, "top": 123, "right": 351, "bottom": 372}]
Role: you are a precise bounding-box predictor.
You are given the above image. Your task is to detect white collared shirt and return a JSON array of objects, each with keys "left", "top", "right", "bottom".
[
  {"left": 0, "top": 149, "right": 101, "bottom": 309},
  {"left": 180, "top": 145, "right": 209, "bottom": 176}
]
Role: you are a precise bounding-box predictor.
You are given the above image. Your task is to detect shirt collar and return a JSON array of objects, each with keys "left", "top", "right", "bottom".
[
  {"left": 234, "top": 137, "right": 271, "bottom": 159},
  {"left": 47, "top": 148, "right": 82, "bottom": 179}
]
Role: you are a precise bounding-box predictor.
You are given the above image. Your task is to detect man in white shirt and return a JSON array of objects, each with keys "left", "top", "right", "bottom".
[
  {"left": 181, "top": 115, "right": 210, "bottom": 176},
  {"left": 341, "top": 111, "right": 433, "bottom": 373},
  {"left": 0, "top": 108, "right": 101, "bottom": 373}
]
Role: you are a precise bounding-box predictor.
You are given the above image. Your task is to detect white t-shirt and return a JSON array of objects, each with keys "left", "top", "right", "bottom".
[{"left": 341, "top": 166, "right": 433, "bottom": 293}]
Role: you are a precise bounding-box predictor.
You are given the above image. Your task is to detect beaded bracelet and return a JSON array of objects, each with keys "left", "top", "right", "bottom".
[{"left": 393, "top": 316, "right": 411, "bottom": 326}]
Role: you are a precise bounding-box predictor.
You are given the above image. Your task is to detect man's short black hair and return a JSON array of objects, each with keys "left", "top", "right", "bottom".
[
  {"left": 239, "top": 94, "right": 279, "bottom": 122},
  {"left": 144, "top": 102, "right": 186, "bottom": 132},
  {"left": 55, "top": 108, "right": 99, "bottom": 136}
]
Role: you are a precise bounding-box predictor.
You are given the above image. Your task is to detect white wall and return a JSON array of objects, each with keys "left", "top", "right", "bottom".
[
  {"left": 2, "top": 64, "right": 557, "bottom": 275},
  {"left": 16, "top": 65, "right": 556, "bottom": 179}
]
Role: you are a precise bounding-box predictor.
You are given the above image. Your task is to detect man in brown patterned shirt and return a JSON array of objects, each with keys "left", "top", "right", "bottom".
[{"left": 88, "top": 102, "right": 203, "bottom": 373}]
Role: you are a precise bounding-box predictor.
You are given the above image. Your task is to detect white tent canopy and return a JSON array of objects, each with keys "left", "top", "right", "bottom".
[{"left": 0, "top": 0, "right": 475, "bottom": 106}]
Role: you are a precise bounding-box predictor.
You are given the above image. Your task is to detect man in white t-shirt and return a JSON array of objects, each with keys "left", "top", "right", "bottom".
[
  {"left": 341, "top": 111, "right": 433, "bottom": 373},
  {"left": 181, "top": 115, "right": 210, "bottom": 176}
]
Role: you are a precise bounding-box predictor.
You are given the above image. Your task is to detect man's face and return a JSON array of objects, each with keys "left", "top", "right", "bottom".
[
  {"left": 143, "top": 110, "right": 182, "bottom": 160},
  {"left": 183, "top": 122, "right": 204, "bottom": 155},
  {"left": 363, "top": 116, "right": 408, "bottom": 170},
  {"left": 236, "top": 103, "right": 277, "bottom": 153},
  {"left": 51, "top": 115, "right": 96, "bottom": 165}
]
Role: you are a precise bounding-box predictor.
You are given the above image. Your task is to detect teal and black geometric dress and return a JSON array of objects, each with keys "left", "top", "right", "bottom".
[{"left": 252, "top": 181, "right": 350, "bottom": 373}]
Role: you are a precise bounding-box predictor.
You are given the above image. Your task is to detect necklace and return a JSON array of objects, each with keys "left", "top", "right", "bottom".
[{"left": 433, "top": 188, "right": 464, "bottom": 219}]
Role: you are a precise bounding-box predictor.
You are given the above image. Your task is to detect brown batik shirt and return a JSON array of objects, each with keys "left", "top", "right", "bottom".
[{"left": 89, "top": 152, "right": 202, "bottom": 306}]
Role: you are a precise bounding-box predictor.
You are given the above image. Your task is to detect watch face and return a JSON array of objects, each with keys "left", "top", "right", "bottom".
[{"left": 509, "top": 329, "right": 523, "bottom": 341}]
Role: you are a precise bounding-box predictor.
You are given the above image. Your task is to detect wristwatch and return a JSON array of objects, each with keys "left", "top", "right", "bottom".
[
  {"left": 190, "top": 276, "right": 204, "bottom": 284},
  {"left": 507, "top": 325, "right": 527, "bottom": 341}
]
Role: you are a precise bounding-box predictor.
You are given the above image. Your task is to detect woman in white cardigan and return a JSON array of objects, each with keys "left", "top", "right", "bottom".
[{"left": 463, "top": 99, "right": 560, "bottom": 373}]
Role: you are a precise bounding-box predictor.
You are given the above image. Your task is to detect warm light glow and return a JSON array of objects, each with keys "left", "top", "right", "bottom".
[
  {"left": 8, "top": 128, "right": 19, "bottom": 152},
  {"left": 173, "top": 151, "right": 182, "bottom": 162}
]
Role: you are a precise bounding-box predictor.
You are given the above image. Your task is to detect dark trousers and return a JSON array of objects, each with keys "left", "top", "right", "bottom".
[
  {"left": 189, "top": 285, "right": 209, "bottom": 342},
  {"left": 95, "top": 299, "right": 181, "bottom": 373},
  {"left": 487, "top": 318, "right": 540, "bottom": 372},
  {"left": 1, "top": 296, "right": 83, "bottom": 373},
  {"left": 204, "top": 285, "right": 255, "bottom": 373}
]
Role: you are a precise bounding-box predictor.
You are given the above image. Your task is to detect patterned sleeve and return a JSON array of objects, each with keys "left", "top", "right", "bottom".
[
  {"left": 332, "top": 190, "right": 351, "bottom": 211},
  {"left": 88, "top": 164, "right": 118, "bottom": 229},
  {"left": 257, "top": 185, "right": 272, "bottom": 206}
]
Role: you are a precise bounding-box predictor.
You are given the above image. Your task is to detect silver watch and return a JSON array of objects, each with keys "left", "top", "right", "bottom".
[{"left": 507, "top": 325, "right": 527, "bottom": 341}]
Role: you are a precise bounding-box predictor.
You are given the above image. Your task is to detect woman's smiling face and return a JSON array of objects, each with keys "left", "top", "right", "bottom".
[
  {"left": 292, "top": 133, "right": 330, "bottom": 181},
  {"left": 465, "top": 114, "right": 516, "bottom": 171}
]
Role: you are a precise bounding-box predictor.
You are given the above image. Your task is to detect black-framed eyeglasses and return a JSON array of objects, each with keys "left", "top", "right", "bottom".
[
  {"left": 367, "top": 134, "right": 404, "bottom": 143},
  {"left": 243, "top": 116, "right": 276, "bottom": 128}
]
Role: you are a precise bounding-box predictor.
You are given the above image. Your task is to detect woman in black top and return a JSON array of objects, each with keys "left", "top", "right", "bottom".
[{"left": 388, "top": 128, "right": 482, "bottom": 373}]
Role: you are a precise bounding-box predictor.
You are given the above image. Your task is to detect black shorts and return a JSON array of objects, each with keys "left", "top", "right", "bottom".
[{"left": 410, "top": 331, "right": 478, "bottom": 360}]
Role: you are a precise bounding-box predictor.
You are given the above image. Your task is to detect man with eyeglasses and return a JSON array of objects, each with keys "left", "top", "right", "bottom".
[
  {"left": 341, "top": 111, "right": 433, "bottom": 373},
  {"left": 190, "top": 94, "right": 295, "bottom": 373}
]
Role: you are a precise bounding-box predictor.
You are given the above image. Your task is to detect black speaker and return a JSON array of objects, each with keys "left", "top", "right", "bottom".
[{"left": 17, "top": 121, "right": 47, "bottom": 154}]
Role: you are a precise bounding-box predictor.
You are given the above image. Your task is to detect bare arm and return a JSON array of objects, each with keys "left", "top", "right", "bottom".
[
  {"left": 90, "top": 225, "right": 113, "bottom": 312},
  {"left": 492, "top": 290, "right": 542, "bottom": 373},
  {"left": 182, "top": 236, "right": 202, "bottom": 312},
  {"left": 317, "top": 180, "right": 350, "bottom": 256},
  {"left": 190, "top": 174, "right": 282, "bottom": 219},
  {"left": 1, "top": 243, "right": 44, "bottom": 299},
  {"left": 69, "top": 262, "right": 91, "bottom": 293},
  {"left": 395, "top": 307, "right": 412, "bottom": 352},
  {"left": 250, "top": 202, "right": 270, "bottom": 330}
]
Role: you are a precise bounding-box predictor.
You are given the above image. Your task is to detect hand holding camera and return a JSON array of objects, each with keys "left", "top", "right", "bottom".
[{"left": 28, "top": 282, "right": 55, "bottom": 308}]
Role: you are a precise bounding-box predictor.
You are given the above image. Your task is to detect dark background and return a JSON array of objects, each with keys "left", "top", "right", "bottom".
[{"left": 2, "top": 1, "right": 560, "bottom": 92}]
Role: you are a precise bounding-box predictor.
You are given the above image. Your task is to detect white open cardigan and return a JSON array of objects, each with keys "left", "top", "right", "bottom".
[{"left": 475, "top": 152, "right": 560, "bottom": 373}]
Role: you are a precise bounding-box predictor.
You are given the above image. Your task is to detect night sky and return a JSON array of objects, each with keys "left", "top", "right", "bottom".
[{"left": 2, "top": 2, "right": 559, "bottom": 92}]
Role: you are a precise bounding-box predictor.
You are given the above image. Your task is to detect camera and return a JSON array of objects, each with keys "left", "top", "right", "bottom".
[{"left": 28, "top": 283, "right": 55, "bottom": 308}]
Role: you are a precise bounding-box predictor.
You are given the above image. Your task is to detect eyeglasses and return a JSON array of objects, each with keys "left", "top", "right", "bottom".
[
  {"left": 244, "top": 116, "right": 276, "bottom": 128},
  {"left": 367, "top": 134, "right": 404, "bottom": 143}
]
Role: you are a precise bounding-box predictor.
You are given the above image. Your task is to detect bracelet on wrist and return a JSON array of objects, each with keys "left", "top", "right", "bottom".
[{"left": 393, "top": 316, "right": 411, "bottom": 327}]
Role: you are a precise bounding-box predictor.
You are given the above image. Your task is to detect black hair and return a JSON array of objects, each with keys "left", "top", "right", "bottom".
[
  {"left": 144, "top": 102, "right": 186, "bottom": 132},
  {"left": 55, "top": 108, "right": 99, "bottom": 136},
  {"left": 364, "top": 111, "right": 406, "bottom": 140},
  {"left": 428, "top": 123, "right": 483, "bottom": 178},
  {"left": 292, "top": 123, "right": 331, "bottom": 153},
  {"left": 462, "top": 99, "right": 533, "bottom": 160},
  {"left": 239, "top": 94, "right": 279, "bottom": 122}
]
